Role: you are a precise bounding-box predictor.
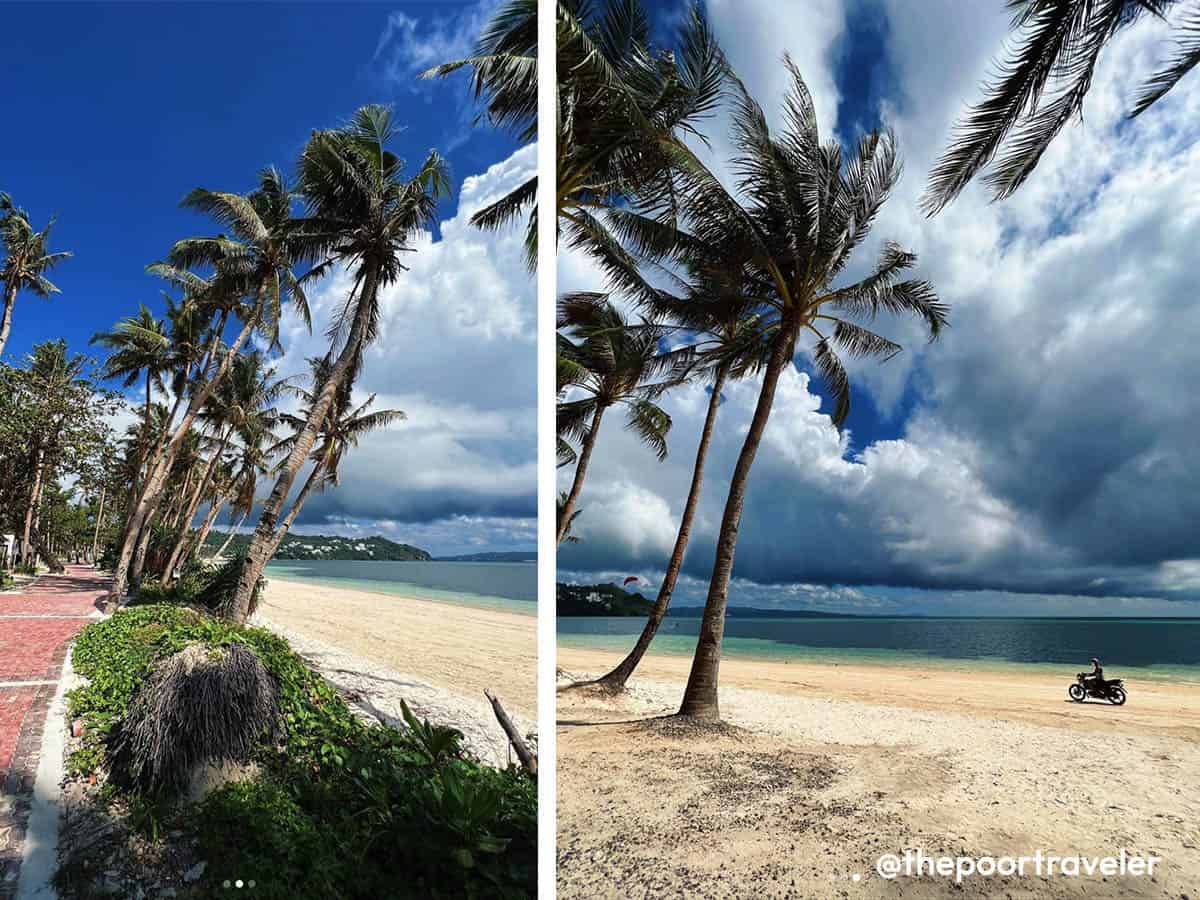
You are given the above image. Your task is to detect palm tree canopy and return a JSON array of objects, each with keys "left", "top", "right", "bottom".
[
  {"left": 421, "top": 1, "right": 537, "bottom": 266},
  {"left": 422, "top": 0, "right": 537, "bottom": 142},
  {"left": 923, "top": 0, "right": 1200, "bottom": 214},
  {"left": 557, "top": 294, "right": 693, "bottom": 460},
  {"left": 1, "top": 196, "right": 72, "bottom": 298},
  {"left": 616, "top": 59, "right": 948, "bottom": 427},
  {"left": 170, "top": 166, "right": 317, "bottom": 345},
  {"left": 296, "top": 104, "right": 452, "bottom": 375},
  {"left": 273, "top": 355, "right": 404, "bottom": 486},
  {"left": 92, "top": 304, "right": 171, "bottom": 392}
]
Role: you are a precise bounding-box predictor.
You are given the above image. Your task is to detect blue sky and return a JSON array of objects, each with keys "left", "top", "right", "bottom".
[
  {"left": 558, "top": 0, "right": 1200, "bottom": 615},
  {"left": 2, "top": 1, "right": 536, "bottom": 556},
  {"left": 0, "top": 0, "right": 516, "bottom": 363}
]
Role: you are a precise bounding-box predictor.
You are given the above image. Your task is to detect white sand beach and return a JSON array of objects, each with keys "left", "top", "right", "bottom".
[
  {"left": 556, "top": 647, "right": 1200, "bottom": 899},
  {"left": 252, "top": 576, "right": 537, "bottom": 767}
]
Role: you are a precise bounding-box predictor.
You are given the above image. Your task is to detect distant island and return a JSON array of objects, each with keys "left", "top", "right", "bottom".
[
  {"left": 206, "top": 531, "right": 432, "bottom": 561},
  {"left": 558, "top": 582, "right": 654, "bottom": 616},
  {"left": 437, "top": 551, "right": 537, "bottom": 562},
  {"left": 557, "top": 583, "right": 862, "bottom": 618}
]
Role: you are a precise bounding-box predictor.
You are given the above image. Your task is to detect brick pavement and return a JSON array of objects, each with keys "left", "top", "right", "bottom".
[{"left": 0, "top": 566, "right": 107, "bottom": 899}]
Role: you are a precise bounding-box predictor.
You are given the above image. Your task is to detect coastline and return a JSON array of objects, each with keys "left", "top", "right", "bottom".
[
  {"left": 556, "top": 646, "right": 1200, "bottom": 898},
  {"left": 265, "top": 563, "right": 537, "bottom": 616},
  {"left": 253, "top": 575, "right": 537, "bottom": 759},
  {"left": 557, "top": 625, "right": 1200, "bottom": 685}
]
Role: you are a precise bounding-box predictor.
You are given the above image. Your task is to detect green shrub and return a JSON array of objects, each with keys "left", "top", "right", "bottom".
[{"left": 65, "top": 605, "right": 536, "bottom": 898}]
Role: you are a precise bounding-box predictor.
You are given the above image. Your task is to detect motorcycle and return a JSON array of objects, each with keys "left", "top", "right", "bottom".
[{"left": 1068, "top": 672, "right": 1127, "bottom": 705}]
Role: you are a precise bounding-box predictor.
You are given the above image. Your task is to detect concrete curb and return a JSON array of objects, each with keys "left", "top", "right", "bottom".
[{"left": 15, "top": 646, "right": 77, "bottom": 900}]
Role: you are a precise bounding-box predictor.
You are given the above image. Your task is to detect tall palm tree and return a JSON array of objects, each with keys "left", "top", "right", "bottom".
[
  {"left": 556, "top": 294, "right": 687, "bottom": 545},
  {"left": 92, "top": 304, "right": 171, "bottom": 541},
  {"left": 0, "top": 194, "right": 72, "bottom": 358},
  {"left": 423, "top": 0, "right": 538, "bottom": 265},
  {"left": 657, "top": 62, "right": 948, "bottom": 720},
  {"left": 586, "top": 308, "right": 769, "bottom": 690},
  {"left": 108, "top": 168, "right": 313, "bottom": 603},
  {"left": 923, "top": 0, "right": 1200, "bottom": 214},
  {"left": 227, "top": 105, "right": 450, "bottom": 621},
  {"left": 92, "top": 304, "right": 171, "bottom": 464}
]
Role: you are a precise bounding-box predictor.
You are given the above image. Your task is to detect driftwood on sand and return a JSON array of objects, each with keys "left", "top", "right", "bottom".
[{"left": 485, "top": 689, "right": 537, "bottom": 777}]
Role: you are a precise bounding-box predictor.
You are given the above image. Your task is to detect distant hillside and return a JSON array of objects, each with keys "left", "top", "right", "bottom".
[
  {"left": 204, "top": 531, "right": 432, "bottom": 562},
  {"left": 437, "top": 551, "right": 537, "bottom": 562},
  {"left": 558, "top": 582, "right": 653, "bottom": 617}
]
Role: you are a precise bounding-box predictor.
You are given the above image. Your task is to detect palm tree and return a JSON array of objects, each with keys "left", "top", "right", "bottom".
[
  {"left": 227, "top": 105, "right": 450, "bottom": 621},
  {"left": 256, "top": 356, "right": 403, "bottom": 569},
  {"left": 0, "top": 194, "right": 72, "bottom": 358},
  {"left": 923, "top": 0, "right": 1200, "bottom": 214},
  {"left": 207, "top": 421, "right": 277, "bottom": 561},
  {"left": 588, "top": 313, "right": 763, "bottom": 690},
  {"left": 423, "top": 0, "right": 538, "bottom": 265},
  {"left": 557, "top": 491, "right": 582, "bottom": 543},
  {"left": 107, "top": 168, "right": 313, "bottom": 603},
  {"left": 92, "top": 305, "right": 171, "bottom": 544},
  {"left": 160, "top": 350, "right": 286, "bottom": 582},
  {"left": 556, "top": 0, "right": 726, "bottom": 266},
  {"left": 556, "top": 294, "right": 687, "bottom": 545},
  {"left": 656, "top": 62, "right": 948, "bottom": 720}
]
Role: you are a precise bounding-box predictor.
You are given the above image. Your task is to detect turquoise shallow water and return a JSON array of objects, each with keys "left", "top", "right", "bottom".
[
  {"left": 557, "top": 616, "right": 1200, "bottom": 683},
  {"left": 265, "top": 560, "right": 536, "bottom": 615}
]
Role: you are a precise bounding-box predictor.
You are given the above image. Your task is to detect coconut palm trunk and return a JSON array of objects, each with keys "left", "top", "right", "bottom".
[
  {"left": 211, "top": 511, "right": 248, "bottom": 560},
  {"left": 0, "top": 282, "right": 16, "bottom": 358},
  {"left": 91, "top": 485, "right": 106, "bottom": 563},
  {"left": 557, "top": 405, "right": 605, "bottom": 545},
  {"left": 186, "top": 498, "right": 225, "bottom": 563},
  {"left": 162, "top": 427, "right": 232, "bottom": 582},
  {"left": 108, "top": 310, "right": 257, "bottom": 603},
  {"left": 20, "top": 443, "right": 45, "bottom": 564},
  {"left": 679, "top": 335, "right": 793, "bottom": 719},
  {"left": 595, "top": 366, "right": 727, "bottom": 690},
  {"left": 264, "top": 460, "right": 326, "bottom": 560},
  {"left": 227, "top": 265, "right": 380, "bottom": 622}
]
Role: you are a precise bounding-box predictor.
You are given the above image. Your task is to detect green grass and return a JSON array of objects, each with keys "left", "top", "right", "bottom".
[{"left": 65, "top": 605, "right": 536, "bottom": 899}]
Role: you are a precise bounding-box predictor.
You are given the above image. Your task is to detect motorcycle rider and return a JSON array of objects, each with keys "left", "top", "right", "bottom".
[{"left": 1083, "top": 657, "right": 1105, "bottom": 693}]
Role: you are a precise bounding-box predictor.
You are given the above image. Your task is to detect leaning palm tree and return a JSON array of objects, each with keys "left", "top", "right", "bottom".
[
  {"left": 160, "top": 350, "right": 287, "bottom": 582},
  {"left": 661, "top": 61, "right": 947, "bottom": 720},
  {"left": 422, "top": 0, "right": 538, "bottom": 265},
  {"left": 227, "top": 105, "right": 450, "bottom": 621},
  {"left": 107, "top": 168, "right": 313, "bottom": 603},
  {"left": 0, "top": 194, "right": 72, "bottom": 358},
  {"left": 556, "top": 294, "right": 688, "bottom": 545},
  {"left": 255, "top": 356, "right": 403, "bottom": 568},
  {"left": 207, "top": 421, "right": 277, "bottom": 561},
  {"left": 583, "top": 303, "right": 769, "bottom": 690},
  {"left": 923, "top": 0, "right": 1200, "bottom": 214}
]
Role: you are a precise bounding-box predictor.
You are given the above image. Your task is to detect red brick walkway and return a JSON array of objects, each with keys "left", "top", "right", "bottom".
[{"left": 0, "top": 566, "right": 108, "bottom": 897}]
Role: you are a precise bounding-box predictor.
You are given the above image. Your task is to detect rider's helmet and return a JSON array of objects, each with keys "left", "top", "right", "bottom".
[{"left": 1090, "top": 657, "right": 1100, "bottom": 667}]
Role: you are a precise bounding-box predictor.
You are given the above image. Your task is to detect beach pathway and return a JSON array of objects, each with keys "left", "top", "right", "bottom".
[{"left": 0, "top": 566, "right": 107, "bottom": 899}]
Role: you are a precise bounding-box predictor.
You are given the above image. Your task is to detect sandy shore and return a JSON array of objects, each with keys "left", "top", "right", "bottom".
[
  {"left": 557, "top": 646, "right": 1200, "bottom": 899},
  {"left": 251, "top": 576, "right": 536, "bottom": 766}
]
